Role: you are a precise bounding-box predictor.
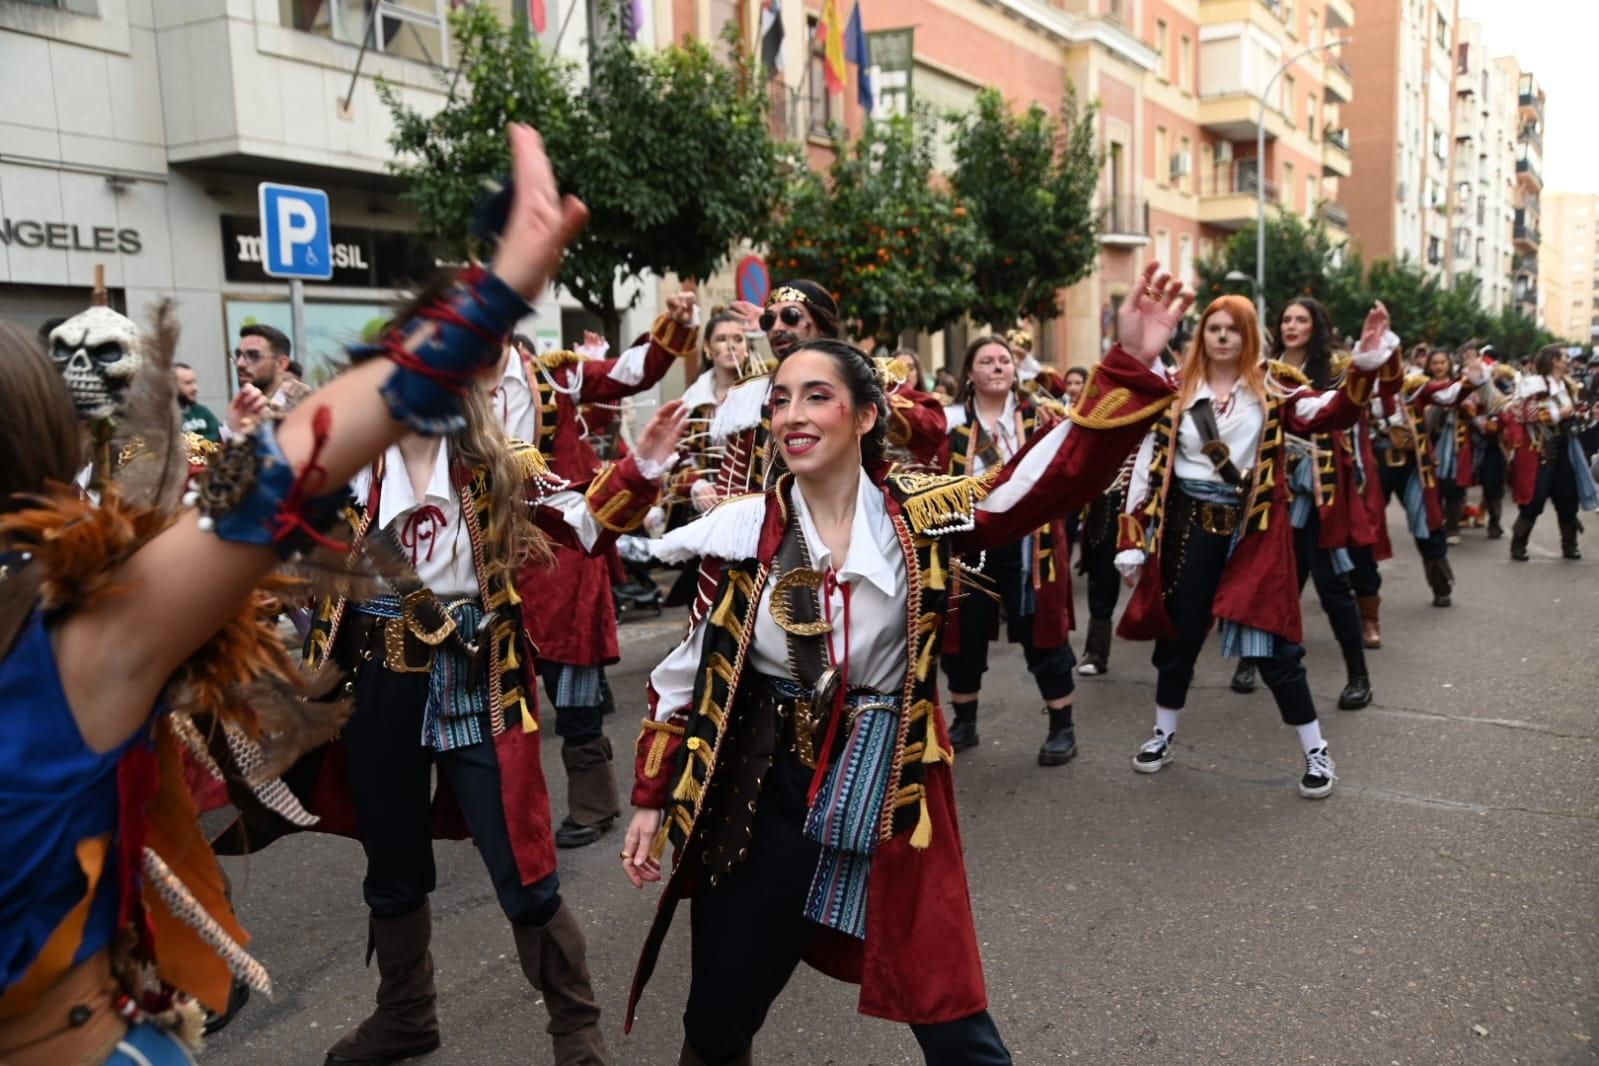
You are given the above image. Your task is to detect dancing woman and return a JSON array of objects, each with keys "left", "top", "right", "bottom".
[
  {"left": 938, "top": 335, "right": 1080, "bottom": 766},
  {"left": 619, "top": 264, "right": 1190, "bottom": 1065},
  {"left": 0, "top": 124, "right": 584, "bottom": 1066},
  {"left": 1115, "top": 297, "right": 1399, "bottom": 799},
  {"left": 1506, "top": 345, "right": 1599, "bottom": 560}
]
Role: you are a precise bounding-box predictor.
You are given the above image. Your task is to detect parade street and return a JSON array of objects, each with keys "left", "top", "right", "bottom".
[{"left": 207, "top": 515, "right": 1597, "bottom": 1066}]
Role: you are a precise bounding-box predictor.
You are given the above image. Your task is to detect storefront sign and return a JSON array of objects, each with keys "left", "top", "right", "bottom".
[
  {"left": 220, "top": 216, "right": 440, "bottom": 288},
  {"left": 0, "top": 218, "right": 142, "bottom": 254}
]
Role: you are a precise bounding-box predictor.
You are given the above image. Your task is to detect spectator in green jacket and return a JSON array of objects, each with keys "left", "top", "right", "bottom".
[{"left": 174, "top": 362, "right": 222, "bottom": 442}]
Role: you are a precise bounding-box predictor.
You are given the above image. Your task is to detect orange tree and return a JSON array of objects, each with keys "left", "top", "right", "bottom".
[{"left": 765, "top": 109, "right": 981, "bottom": 348}]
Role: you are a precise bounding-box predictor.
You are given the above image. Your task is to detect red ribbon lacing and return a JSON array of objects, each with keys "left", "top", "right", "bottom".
[
  {"left": 269, "top": 404, "right": 351, "bottom": 553},
  {"left": 399, "top": 504, "right": 448, "bottom": 564},
  {"left": 380, "top": 267, "right": 504, "bottom": 396},
  {"left": 806, "top": 570, "right": 852, "bottom": 808}
]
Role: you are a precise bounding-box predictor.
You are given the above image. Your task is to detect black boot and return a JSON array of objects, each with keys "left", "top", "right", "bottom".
[
  {"left": 1444, "top": 496, "right": 1464, "bottom": 545},
  {"left": 947, "top": 700, "right": 979, "bottom": 753},
  {"left": 1077, "top": 617, "right": 1112, "bottom": 675},
  {"left": 326, "top": 903, "right": 440, "bottom": 1066},
  {"left": 1424, "top": 556, "right": 1453, "bottom": 607},
  {"left": 512, "top": 903, "right": 609, "bottom": 1066},
  {"left": 1510, "top": 515, "right": 1533, "bottom": 561},
  {"left": 1231, "top": 660, "right": 1257, "bottom": 693},
  {"left": 1485, "top": 497, "right": 1504, "bottom": 539},
  {"left": 1560, "top": 520, "right": 1583, "bottom": 560},
  {"left": 1037, "top": 706, "right": 1077, "bottom": 766},
  {"left": 1332, "top": 607, "right": 1372, "bottom": 710},
  {"left": 555, "top": 735, "right": 620, "bottom": 849}
]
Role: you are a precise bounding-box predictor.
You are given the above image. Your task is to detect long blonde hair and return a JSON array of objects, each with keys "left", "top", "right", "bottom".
[
  {"left": 453, "top": 387, "right": 551, "bottom": 580},
  {"left": 1175, "top": 295, "right": 1268, "bottom": 410}
]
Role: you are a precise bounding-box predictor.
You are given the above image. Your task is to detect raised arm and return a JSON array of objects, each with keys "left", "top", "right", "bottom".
[
  {"left": 55, "top": 124, "right": 588, "bottom": 754},
  {"left": 886, "top": 382, "right": 949, "bottom": 465},
  {"left": 575, "top": 292, "right": 700, "bottom": 406}
]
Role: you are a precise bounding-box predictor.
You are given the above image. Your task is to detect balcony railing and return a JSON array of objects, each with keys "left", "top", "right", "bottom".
[
  {"left": 1319, "top": 202, "right": 1350, "bottom": 229},
  {"left": 1325, "top": 128, "right": 1350, "bottom": 153},
  {"left": 1203, "top": 169, "right": 1281, "bottom": 202},
  {"left": 1101, "top": 196, "right": 1150, "bottom": 237},
  {"left": 1514, "top": 222, "right": 1541, "bottom": 245}
]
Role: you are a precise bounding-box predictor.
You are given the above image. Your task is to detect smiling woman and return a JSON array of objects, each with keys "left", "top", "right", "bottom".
[{"left": 621, "top": 261, "right": 1192, "bottom": 1066}]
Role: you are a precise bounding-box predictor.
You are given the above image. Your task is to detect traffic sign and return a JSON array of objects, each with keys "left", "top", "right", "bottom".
[{"left": 258, "top": 182, "right": 333, "bottom": 280}]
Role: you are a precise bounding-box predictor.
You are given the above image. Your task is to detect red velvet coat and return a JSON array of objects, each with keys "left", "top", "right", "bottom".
[
  {"left": 1117, "top": 363, "right": 1379, "bottom": 645},
  {"left": 627, "top": 347, "right": 1175, "bottom": 1029},
  {"left": 517, "top": 315, "right": 697, "bottom": 666}
]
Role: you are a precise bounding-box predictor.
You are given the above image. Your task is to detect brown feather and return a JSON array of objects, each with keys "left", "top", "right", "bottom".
[{"left": 112, "top": 301, "right": 187, "bottom": 512}]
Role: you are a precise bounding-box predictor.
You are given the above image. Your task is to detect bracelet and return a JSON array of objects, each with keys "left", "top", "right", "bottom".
[
  {"left": 185, "top": 407, "right": 352, "bottom": 558},
  {"left": 368, "top": 265, "right": 531, "bottom": 435}
]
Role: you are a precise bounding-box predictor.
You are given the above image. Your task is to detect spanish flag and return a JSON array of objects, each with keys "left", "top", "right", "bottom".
[{"left": 817, "top": 0, "right": 847, "bottom": 93}]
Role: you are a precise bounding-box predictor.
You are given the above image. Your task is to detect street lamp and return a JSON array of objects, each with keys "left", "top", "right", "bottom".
[
  {"left": 1224, "top": 269, "right": 1257, "bottom": 296},
  {"left": 1255, "top": 37, "right": 1352, "bottom": 324}
]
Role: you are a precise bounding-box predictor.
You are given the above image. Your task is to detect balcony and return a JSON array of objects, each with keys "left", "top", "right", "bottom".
[
  {"left": 1200, "top": 168, "right": 1279, "bottom": 230},
  {"left": 1322, "top": 129, "right": 1352, "bottom": 178},
  {"left": 1518, "top": 73, "right": 1544, "bottom": 122},
  {"left": 1325, "top": 0, "right": 1353, "bottom": 28},
  {"left": 1199, "top": 93, "right": 1289, "bottom": 141},
  {"left": 1517, "top": 145, "right": 1543, "bottom": 191},
  {"left": 1319, "top": 202, "right": 1350, "bottom": 231},
  {"left": 1323, "top": 60, "right": 1353, "bottom": 105},
  {"left": 1514, "top": 218, "right": 1540, "bottom": 252},
  {"left": 1100, "top": 196, "right": 1150, "bottom": 247}
]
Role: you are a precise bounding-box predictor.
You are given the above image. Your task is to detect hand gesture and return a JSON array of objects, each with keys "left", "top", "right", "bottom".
[
  {"left": 1357, "top": 302, "right": 1390, "bottom": 354},
  {"left": 1460, "top": 344, "right": 1486, "bottom": 384},
  {"left": 225, "top": 384, "right": 269, "bottom": 432},
  {"left": 490, "top": 123, "right": 591, "bottom": 302},
  {"left": 666, "top": 290, "right": 698, "bottom": 327},
  {"left": 621, "top": 808, "right": 664, "bottom": 888},
  {"left": 729, "top": 300, "right": 764, "bottom": 332},
  {"left": 1117, "top": 262, "right": 1194, "bottom": 367},
  {"left": 576, "top": 330, "right": 609, "bottom": 359},
  {"left": 634, "top": 399, "right": 689, "bottom": 467},
  {"left": 690, "top": 478, "right": 719, "bottom": 512}
]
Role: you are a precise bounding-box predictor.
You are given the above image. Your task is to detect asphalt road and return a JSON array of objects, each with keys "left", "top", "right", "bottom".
[{"left": 205, "top": 512, "right": 1597, "bottom": 1065}]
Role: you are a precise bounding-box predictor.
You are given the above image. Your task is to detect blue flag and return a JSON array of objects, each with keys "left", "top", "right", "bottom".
[{"left": 844, "top": 2, "right": 873, "bottom": 111}]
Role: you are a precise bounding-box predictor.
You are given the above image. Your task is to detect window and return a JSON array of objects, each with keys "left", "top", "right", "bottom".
[
  {"left": 1155, "top": 20, "right": 1169, "bottom": 79},
  {"left": 1282, "top": 75, "right": 1296, "bottom": 121},
  {"left": 1178, "top": 36, "right": 1193, "bottom": 92},
  {"left": 1284, "top": 161, "right": 1296, "bottom": 208},
  {"left": 1179, "top": 234, "right": 1194, "bottom": 283},
  {"left": 1178, "top": 135, "right": 1192, "bottom": 194},
  {"left": 807, "top": 17, "right": 839, "bottom": 136},
  {"left": 1306, "top": 175, "right": 1318, "bottom": 213},
  {"left": 1307, "top": 94, "right": 1317, "bottom": 140},
  {"left": 1156, "top": 229, "right": 1172, "bottom": 267},
  {"left": 1155, "top": 126, "right": 1169, "bottom": 186}
]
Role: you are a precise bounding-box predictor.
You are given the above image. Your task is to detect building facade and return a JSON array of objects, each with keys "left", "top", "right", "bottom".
[
  {"left": 1538, "top": 193, "right": 1597, "bottom": 346},
  {"left": 1507, "top": 64, "right": 1543, "bottom": 325},
  {"left": 1445, "top": 16, "right": 1516, "bottom": 313}
]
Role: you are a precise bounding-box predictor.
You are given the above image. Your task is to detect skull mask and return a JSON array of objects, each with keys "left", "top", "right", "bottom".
[{"left": 48, "top": 306, "right": 143, "bottom": 423}]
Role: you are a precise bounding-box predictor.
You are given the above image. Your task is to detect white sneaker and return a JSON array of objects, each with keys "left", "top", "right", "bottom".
[
  {"left": 1132, "top": 730, "right": 1174, "bottom": 774},
  {"left": 1298, "top": 745, "right": 1337, "bottom": 799}
]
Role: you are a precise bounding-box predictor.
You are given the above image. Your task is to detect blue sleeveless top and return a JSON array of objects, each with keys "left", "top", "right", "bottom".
[{"left": 0, "top": 611, "right": 140, "bottom": 994}]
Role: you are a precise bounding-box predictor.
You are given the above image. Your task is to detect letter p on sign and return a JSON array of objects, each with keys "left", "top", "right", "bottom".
[{"left": 258, "top": 182, "right": 333, "bottom": 280}]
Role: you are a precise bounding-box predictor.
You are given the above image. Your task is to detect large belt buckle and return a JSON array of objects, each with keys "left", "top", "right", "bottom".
[
  {"left": 1198, "top": 501, "right": 1238, "bottom": 537},
  {"left": 791, "top": 695, "right": 818, "bottom": 769}
]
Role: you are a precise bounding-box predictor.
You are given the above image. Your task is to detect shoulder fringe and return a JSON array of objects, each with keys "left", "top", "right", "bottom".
[
  {"left": 1266, "top": 359, "right": 1311, "bottom": 393},
  {"left": 887, "top": 471, "right": 991, "bottom": 538},
  {"left": 650, "top": 493, "right": 767, "bottom": 564},
  {"left": 709, "top": 376, "right": 770, "bottom": 441}
]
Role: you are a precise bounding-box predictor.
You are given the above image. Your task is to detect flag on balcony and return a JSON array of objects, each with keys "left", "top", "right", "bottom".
[
  {"left": 760, "top": 0, "right": 784, "bottom": 72},
  {"left": 844, "top": 2, "right": 873, "bottom": 110},
  {"left": 462, "top": 0, "right": 548, "bottom": 34},
  {"left": 817, "top": 0, "right": 846, "bottom": 93}
]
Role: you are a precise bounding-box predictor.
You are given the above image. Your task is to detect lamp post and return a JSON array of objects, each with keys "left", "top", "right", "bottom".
[
  {"left": 1255, "top": 37, "right": 1352, "bottom": 324},
  {"left": 1224, "top": 269, "right": 1258, "bottom": 298}
]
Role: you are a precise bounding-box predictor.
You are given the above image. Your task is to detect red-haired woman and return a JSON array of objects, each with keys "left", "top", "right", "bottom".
[{"left": 1115, "top": 297, "right": 1398, "bottom": 799}]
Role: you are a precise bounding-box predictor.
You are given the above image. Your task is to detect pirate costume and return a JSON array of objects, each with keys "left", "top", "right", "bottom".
[{"left": 1505, "top": 371, "right": 1598, "bottom": 560}]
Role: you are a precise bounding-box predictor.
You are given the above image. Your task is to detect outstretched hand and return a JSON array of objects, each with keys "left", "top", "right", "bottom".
[
  {"left": 490, "top": 123, "right": 590, "bottom": 302},
  {"left": 1357, "top": 301, "right": 1391, "bottom": 353},
  {"left": 634, "top": 399, "right": 689, "bottom": 467},
  {"left": 1117, "top": 261, "right": 1195, "bottom": 367}
]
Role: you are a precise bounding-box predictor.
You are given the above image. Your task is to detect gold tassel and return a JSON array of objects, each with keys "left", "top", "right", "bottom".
[
  {"left": 520, "top": 699, "right": 539, "bottom": 734},
  {"left": 921, "top": 722, "right": 946, "bottom": 765},
  {"left": 671, "top": 770, "right": 701, "bottom": 804},
  {"left": 924, "top": 544, "right": 946, "bottom": 591},
  {"left": 910, "top": 791, "right": 934, "bottom": 849},
  {"left": 648, "top": 821, "right": 671, "bottom": 862}
]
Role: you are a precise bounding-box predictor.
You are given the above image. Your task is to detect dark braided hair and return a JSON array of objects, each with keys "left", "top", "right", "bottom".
[
  {"left": 1271, "top": 297, "right": 1335, "bottom": 390},
  {"left": 775, "top": 338, "right": 890, "bottom": 470}
]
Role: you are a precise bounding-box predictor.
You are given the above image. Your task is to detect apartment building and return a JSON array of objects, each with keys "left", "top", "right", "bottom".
[
  {"left": 1537, "top": 193, "right": 1597, "bottom": 345},
  {"left": 1507, "top": 64, "right": 1543, "bottom": 324},
  {"left": 0, "top": 0, "right": 664, "bottom": 409},
  {"left": 1446, "top": 17, "right": 1516, "bottom": 313}
]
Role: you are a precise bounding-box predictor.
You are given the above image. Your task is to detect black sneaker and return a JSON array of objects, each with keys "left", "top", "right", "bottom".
[
  {"left": 1299, "top": 746, "right": 1336, "bottom": 799},
  {"left": 1132, "top": 730, "right": 1174, "bottom": 773},
  {"left": 1336, "top": 675, "right": 1372, "bottom": 710}
]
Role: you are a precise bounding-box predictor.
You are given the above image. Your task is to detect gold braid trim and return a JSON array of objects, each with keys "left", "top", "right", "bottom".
[
  {"left": 1268, "top": 359, "right": 1311, "bottom": 388},
  {"left": 586, "top": 464, "right": 642, "bottom": 532},
  {"left": 534, "top": 350, "right": 590, "bottom": 372},
  {"left": 1069, "top": 386, "right": 1176, "bottom": 430},
  {"left": 650, "top": 314, "right": 700, "bottom": 359},
  {"left": 888, "top": 472, "right": 992, "bottom": 537},
  {"left": 509, "top": 439, "right": 555, "bottom": 482},
  {"left": 639, "top": 717, "right": 686, "bottom": 780}
]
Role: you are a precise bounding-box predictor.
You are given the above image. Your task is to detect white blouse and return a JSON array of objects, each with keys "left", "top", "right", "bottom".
[
  {"left": 943, "top": 394, "right": 1022, "bottom": 475},
  {"left": 1517, "top": 374, "right": 1575, "bottom": 424}
]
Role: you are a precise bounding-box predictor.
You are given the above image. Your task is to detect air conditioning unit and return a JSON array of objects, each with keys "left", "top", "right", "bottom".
[
  {"left": 1215, "top": 141, "right": 1235, "bottom": 163},
  {"left": 1170, "top": 152, "right": 1193, "bottom": 178}
]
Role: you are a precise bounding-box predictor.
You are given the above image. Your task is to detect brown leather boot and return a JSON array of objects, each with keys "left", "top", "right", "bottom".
[
  {"left": 1510, "top": 515, "right": 1533, "bottom": 561},
  {"left": 678, "top": 1041, "right": 752, "bottom": 1065},
  {"left": 1485, "top": 497, "right": 1504, "bottom": 539},
  {"left": 1423, "top": 557, "right": 1454, "bottom": 607},
  {"left": 513, "top": 903, "right": 609, "bottom": 1066},
  {"left": 1356, "top": 595, "right": 1382, "bottom": 649},
  {"left": 325, "top": 903, "right": 440, "bottom": 1065},
  {"left": 1560, "top": 520, "right": 1583, "bottom": 560},
  {"left": 556, "top": 736, "right": 620, "bottom": 849}
]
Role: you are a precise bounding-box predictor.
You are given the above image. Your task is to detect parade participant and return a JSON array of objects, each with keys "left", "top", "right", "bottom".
[
  {"left": 671, "top": 311, "right": 756, "bottom": 524},
  {"left": 1063, "top": 366, "right": 1088, "bottom": 407},
  {"left": 511, "top": 295, "right": 699, "bottom": 850},
  {"left": 938, "top": 335, "right": 1079, "bottom": 765},
  {"left": 1507, "top": 345, "right": 1599, "bottom": 561},
  {"left": 1425, "top": 347, "right": 1473, "bottom": 545},
  {"left": 1074, "top": 451, "right": 1134, "bottom": 677},
  {"left": 1465, "top": 358, "right": 1518, "bottom": 540},
  {"left": 1230, "top": 297, "right": 1376, "bottom": 710},
  {"left": 621, "top": 263, "right": 1190, "bottom": 1065},
  {"left": 1008, "top": 327, "right": 1068, "bottom": 402},
  {"left": 1115, "top": 298, "right": 1404, "bottom": 799},
  {"left": 0, "top": 121, "right": 588, "bottom": 1066}
]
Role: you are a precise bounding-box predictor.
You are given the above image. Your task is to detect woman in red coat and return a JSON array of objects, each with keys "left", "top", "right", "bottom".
[{"left": 1115, "top": 297, "right": 1396, "bottom": 799}]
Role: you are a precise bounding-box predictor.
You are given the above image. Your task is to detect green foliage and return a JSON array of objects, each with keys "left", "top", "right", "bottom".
[
  {"left": 1196, "top": 212, "right": 1566, "bottom": 356},
  {"left": 948, "top": 86, "right": 1101, "bottom": 327},
  {"left": 765, "top": 109, "right": 982, "bottom": 345},
  {"left": 380, "top": 6, "right": 786, "bottom": 336}
]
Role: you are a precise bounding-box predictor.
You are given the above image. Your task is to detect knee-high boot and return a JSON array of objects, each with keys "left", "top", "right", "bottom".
[
  {"left": 512, "top": 903, "right": 609, "bottom": 1066},
  {"left": 556, "top": 735, "right": 620, "bottom": 849},
  {"left": 1424, "top": 556, "right": 1454, "bottom": 607},
  {"left": 1444, "top": 496, "right": 1464, "bottom": 543},
  {"left": 325, "top": 903, "right": 440, "bottom": 1066},
  {"left": 1485, "top": 496, "right": 1504, "bottom": 539},
  {"left": 1356, "top": 595, "right": 1382, "bottom": 649},
  {"left": 1510, "top": 515, "right": 1534, "bottom": 561},
  {"left": 1560, "top": 519, "right": 1583, "bottom": 560},
  {"left": 678, "top": 1041, "right": 753, "bottom": 1065}
]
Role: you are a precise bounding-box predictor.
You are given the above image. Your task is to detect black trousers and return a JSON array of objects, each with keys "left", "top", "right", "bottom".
[
  {"left": 1347, "top": 546, "right": 1382, "bottom": 598},
  {"left": 341, "top": 661, "right": 561, "bottom": 925},
  {"left": 1477, "top": 442, "right": 1506, "bottom": 501},
  {"left": 536, "top": 660, "right": 605, "bottom": 746},
  {"left": 1150, "top": 502, "right": 1317, "bottom": 726},
  {"left": 941, "top": 540, "right": 1076, "bottom": 701},
  {"left": 1519, "top": 440, "right": 1581, "bottom": 528},
  {"left": 1081, "top": 535, "right": 1123, "bottom": 622},
  {"left": 684, "top": 746, "right": 1011, "bottom": 1065},
  {"left": 1378, "top": 458, "right": 1448, "bottom": 561},
  {"left": 1293, "top": 514, "right": 1366, "bottom": 678}
]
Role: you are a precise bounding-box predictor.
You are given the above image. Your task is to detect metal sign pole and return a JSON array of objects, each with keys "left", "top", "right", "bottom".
[{"left": 290, "top": 278, "right": 307, "bottom": 367}]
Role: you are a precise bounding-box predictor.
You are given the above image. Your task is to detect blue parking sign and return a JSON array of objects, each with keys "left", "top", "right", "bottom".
[{"left": 258, "top": 182, "right": 333, "bottom": 280}]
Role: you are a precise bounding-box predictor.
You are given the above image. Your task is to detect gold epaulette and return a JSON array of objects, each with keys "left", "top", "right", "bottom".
[
  {"left": 507, "top": 439, "right": 555, "bottom": 481},
  {"left": 1403, "top": 373, "right": 1430, "bottom": 394},
  {"left": 1492, "top": 363, "right": 1519, "bottom": 383},
  {"left": 887, "top": 471, "right": 992, "bottom": 538},
  {"left": 534, "top": 350, "right": 590, "bottom": 372},
  {"left": 1267, "top": 359, "right": 1311, "bottom": 388},
  {"left": 874, "top": 356, "right": 911, "bottom": 387},
  {"left": 1329, "top": 350, "right": 1354, "bottom": 380}
]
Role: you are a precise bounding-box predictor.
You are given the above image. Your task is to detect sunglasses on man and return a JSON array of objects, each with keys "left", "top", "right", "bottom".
[
  {"left": 758, "top": 305, "right": 807, "bottom": 332},
  {"left": 234, "top": 348, "right": 271, "bottom": 363}
]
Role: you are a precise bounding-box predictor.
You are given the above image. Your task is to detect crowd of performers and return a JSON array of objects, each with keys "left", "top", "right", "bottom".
[{"left": 4, "top": 123, "right": 1596, "bottom": 1066}]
